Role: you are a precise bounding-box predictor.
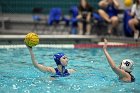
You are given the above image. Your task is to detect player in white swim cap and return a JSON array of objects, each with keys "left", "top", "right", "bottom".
[
  {"left": 120, "top": 59, "right": 134, "bottom": 73},
  {"left": 103, "top": 39, "right": 135, "bottom": 82}
]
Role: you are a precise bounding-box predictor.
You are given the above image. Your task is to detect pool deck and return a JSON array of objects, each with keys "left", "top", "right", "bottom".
[
  {"left": 0, "top": 35, "right": 140, "bottom": 48},
  {"left": 0, "top": 35, "right": 140, "bottom": 42}
]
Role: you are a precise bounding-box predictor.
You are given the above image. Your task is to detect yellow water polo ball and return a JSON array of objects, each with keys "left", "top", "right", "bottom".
[
  {"left": 24, "top": 32, "right": 39, "bottom": 47},
  {"left": 124, "top": 0, "right": 132, "bottom": 7}
]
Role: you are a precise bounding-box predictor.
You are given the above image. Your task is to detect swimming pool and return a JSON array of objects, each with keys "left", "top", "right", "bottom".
[{"left": 0, "top": 47, "right": 140, "bottom": 93}]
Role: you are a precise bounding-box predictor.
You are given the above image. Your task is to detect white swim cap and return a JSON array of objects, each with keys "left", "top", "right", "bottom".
[{"left": 121, "top": 59, "right": 134, "bottom": 72}]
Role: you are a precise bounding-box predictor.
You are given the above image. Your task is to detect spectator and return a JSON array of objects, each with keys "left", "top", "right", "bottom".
[
  {"left": 77, "top": 0, "right": 93, "bottom": 35},
  {"left": 98, "top": 0, "right": 119, "bottom": 35},
  {"left": 128, "top": 0, "right": 140, "bottom": 40}
]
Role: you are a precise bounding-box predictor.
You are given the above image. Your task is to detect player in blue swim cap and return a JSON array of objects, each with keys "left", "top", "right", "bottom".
[
  {"left": 52, "top": 53, "right": 71, "bottom": 77},
  {"left": 27, "top": 46, "right": 75, "bottom": 77}
]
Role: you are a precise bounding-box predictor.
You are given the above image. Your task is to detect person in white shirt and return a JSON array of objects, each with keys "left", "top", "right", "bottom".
[{"left": 129, "top": 0, "right": 140, "bottom": 40}]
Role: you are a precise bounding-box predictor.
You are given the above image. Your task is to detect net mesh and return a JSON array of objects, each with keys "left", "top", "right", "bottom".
[{"left": 0, "top": 0, "right": 100, "bottom": 14}]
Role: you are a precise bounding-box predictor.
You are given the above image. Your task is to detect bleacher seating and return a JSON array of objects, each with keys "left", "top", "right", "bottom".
[{"left": 0, "top": 0, "right": 128, "bottom": 36}]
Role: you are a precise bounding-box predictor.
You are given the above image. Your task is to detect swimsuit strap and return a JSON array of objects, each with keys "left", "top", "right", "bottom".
[
  {"left": 54, "top": 68, "right": 70, "bottom": 77},
  {"left": 128, "top": 73, "right": 135, "bottom": 82},
  {"left": 126, "top": 72, "right": 135, "bottom": 82}
]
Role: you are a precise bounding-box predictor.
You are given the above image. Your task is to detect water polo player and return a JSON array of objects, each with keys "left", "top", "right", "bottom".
[
  {"left": 26, "top": 46, "right": 75, "bottom": 77},
  {"left": 103, "top": 39, "right": 135, "bottom": 82}
]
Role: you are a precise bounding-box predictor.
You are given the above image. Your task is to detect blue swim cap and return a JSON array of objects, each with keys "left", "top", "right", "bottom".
[{"left": 53, "top": 53, "right": 65, "bottom": 65}]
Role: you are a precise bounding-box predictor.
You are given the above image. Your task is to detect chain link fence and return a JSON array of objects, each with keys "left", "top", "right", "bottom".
[{"left": 0, "top": 0, "right": 100, "bottom": 14}]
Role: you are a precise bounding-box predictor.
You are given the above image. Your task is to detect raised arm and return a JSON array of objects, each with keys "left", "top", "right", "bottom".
[
  {"left": 27, "top": 46, "right": 55, "bottom": 73},
  {"left": 103, "top": 39, "right": 127, "bottom": 77},
  {"left": 113, "top": 0, "right": 120, "bottom": 9},
  {"left": 98, "top": 0, "right": 108, "bottom": 8}
]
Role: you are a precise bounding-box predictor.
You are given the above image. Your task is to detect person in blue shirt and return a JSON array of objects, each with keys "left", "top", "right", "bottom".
[
  {"left": 98, "top": 0, "right": 119, "bottom": 35},
  {"left": 27, "top": 46, "right": 75, "bottom": 77}
]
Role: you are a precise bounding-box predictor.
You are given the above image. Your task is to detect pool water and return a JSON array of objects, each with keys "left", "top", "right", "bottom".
[{"left": 0, "top": 47, "right": 140, "bottom": 93}]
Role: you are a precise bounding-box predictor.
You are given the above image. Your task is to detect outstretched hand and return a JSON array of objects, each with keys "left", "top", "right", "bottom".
[{"left": 103, "top": 39, "right": 108, "bottom": 50}]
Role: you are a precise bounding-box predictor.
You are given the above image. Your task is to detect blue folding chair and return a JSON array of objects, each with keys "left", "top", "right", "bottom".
[
  {"left": 69, "top": 6, "right": 78, "bottom": 26},
  {"left": 48, "top": 8, "right": 69, "bottom": 26},
  {"left": 32, "top": 8, "right": 44, "bottom": 32},
  {"left": 48, "top": 8, "right": 62, "bottom": 25},
  {"left": 69, "top": 6, "right": 79, "bottom": 34}
]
